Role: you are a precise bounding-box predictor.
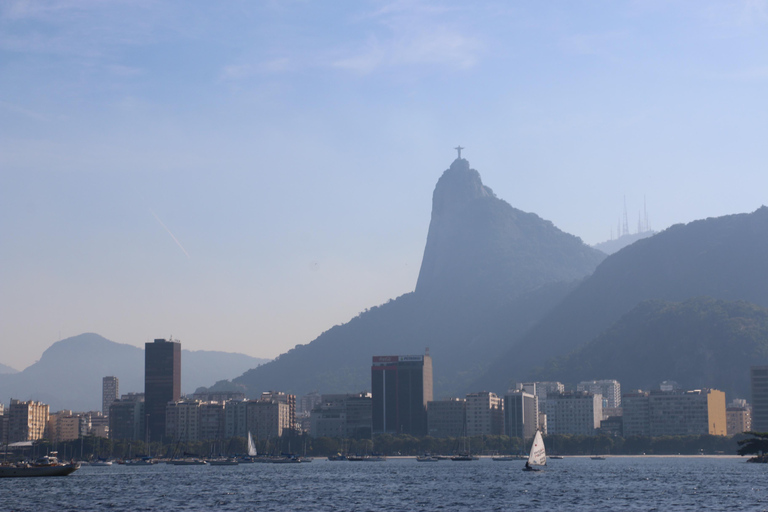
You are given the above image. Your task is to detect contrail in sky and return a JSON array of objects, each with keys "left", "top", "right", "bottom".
[{"left": 150, "top": 209, "right": 191, "bottom": 259}]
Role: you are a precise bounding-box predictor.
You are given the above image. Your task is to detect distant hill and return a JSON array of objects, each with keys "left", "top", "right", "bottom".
[
  {"left": 476, "top": 206, "right": 768, "bottom": 393},
  {"left": 0, "top": 333, "right": 269, "bottom": 411},
  {"left": 0, "top": 362, "right": 18, "bottom": 375},
  {"left": 530, "top": 297, "right": 768, "bottom": 399},
  {"left": 593, "top": 230, "right": 656, "bottom": 255},
  {"left": 210, "top": 158, "right": 605, "bottom": 398}
]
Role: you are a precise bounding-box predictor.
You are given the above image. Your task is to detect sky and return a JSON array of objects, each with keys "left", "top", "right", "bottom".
[{"left": 2, "top": 0, "right": 767, "bottom": 371}]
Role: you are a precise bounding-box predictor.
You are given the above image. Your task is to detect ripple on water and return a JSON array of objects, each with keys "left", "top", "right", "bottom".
[{"left": 2, "top": 457, "right": 767, "bottom": 511}]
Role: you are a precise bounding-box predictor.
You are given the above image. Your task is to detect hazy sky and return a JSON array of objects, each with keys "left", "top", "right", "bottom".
[{"left": 2, "top": 1, "right": 767, "bottom": 370}]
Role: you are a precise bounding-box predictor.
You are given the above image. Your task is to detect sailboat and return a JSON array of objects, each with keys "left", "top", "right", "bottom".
[
  {"left": 239, "top": 432, "right": 258, "bottom": 463},
  {"left": 522, "top": 430, "right": 546, "bottom": 472}
]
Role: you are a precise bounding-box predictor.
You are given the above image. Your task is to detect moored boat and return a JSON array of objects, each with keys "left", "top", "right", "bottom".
[
  {"left": 0, "top": 454, "right": 80, "bottom": 478},
  {"left": 208, "top": 458, "right": 239, "bottom": 466}
]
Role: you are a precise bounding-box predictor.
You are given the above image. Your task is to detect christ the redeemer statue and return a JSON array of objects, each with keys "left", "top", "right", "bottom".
[{"left": 455, "top": 146, "right": 464, "bottom": 159}]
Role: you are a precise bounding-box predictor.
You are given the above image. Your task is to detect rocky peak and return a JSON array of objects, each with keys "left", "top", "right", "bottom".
[
  {"left": 415, "top": 158, "right": 604, "bottom": 300},
  {"left": 431, "top": 159, "right": 494, "bottom": 217}
]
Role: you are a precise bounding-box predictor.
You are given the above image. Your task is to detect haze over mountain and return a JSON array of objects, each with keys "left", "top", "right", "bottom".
[
  {"left": 593, "top": 230, "right": 656, "bottom": 255},
  {"left": 0, "top": 362, "right": 18, "bottom": 375},
  {"left": 477, "top": 206, "right": 768, "bottom": 393},
  {"left": 0, "top": 333, "right": 269, "bottom": 412},
  {"left": 208, "top": 158, "right": 605, "bottom": 398},
  {"left": 530, "top": 297, "right": 768, "bottom": 400}
]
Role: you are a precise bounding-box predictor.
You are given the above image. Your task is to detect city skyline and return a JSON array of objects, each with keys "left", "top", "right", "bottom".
[{"left": 3, "top": 2, "right": 768, "bottom": 369}]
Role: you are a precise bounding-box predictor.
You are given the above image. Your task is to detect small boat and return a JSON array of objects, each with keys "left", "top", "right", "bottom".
[
  {"left": 522, "top": 430, "right": 546, "bottom": 472},
  {"left": 208, "top": 458, "right": 239, "bottom": 466},
  {"left": 549, "top": 455, "right": 564, "bottom": 460},
  {"left": 0, "top": 454, "right": 80, "bottom": 478},
  {"left": 90, "top": 460, "right": 113, "bottom": 467},
  {"left": 327, "top": 454, "right": 347, "bottom": 461},
  {"left": 347, "top": 454, "right": 386, "bottom": 462},
  {"left": 125, "top": 456, "right": 156, "bottom": 466},
  {"left": 170, "top": 458, "right": 208, "bottom": 465},
  {"left": 492, "top": 455, "right": 522, "bottom": 461},
  {"left": 590, "top": 456, "right": 606, "bottom": 460},
  {"left": 416, "top": 454, "right": 440, "bottom": 462},
  {"left": 450, "top": 453, "right": 479, "bottom": 461}
]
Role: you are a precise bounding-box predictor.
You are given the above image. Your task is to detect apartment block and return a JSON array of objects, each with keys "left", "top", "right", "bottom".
[
  {"left": 109, "top": 394, "right": 145, "bottom": 441},
  {"left": 247, "top": 399, "right": 291, "bottom": 441},
  {"left": 309, "top": 393, "right": 372, "bottom": 439},
  {"left": 7, "top": 399, "right": 49, "bottom": 443},
  {"left": 577, "top": 380, "right": 621, "bottom": 408},
  {"left": 504, "top": 390, "right": 538, "bottom": 440},
  {"left": 545, "top": 392, "right": 602, "bottom": 436},
  {"left": 224, "top": 399, "right": 249, "bottom": 439},
  {"left": 427, "top": 398, "right": 466, "bottom": 438},
  {"left": 751, "top": 366, "right": 768, "bottom": 432},
  {"left": 465, "top": 391, "right": 504, "bottom": 436},
  {"left": 623, "top": 389, "right": 727, "bottom": 437}
]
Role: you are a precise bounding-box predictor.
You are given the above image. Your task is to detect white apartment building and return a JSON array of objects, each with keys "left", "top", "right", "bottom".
[
  {"left": 545, "top": 392, "right": 602, "bottom": 436},
  {"left": 465, "top": 391, "right": 504, "bottom": 436}
]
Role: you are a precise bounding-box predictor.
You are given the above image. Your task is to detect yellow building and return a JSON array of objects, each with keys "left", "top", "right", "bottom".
[{"left": 706, "top": 389, "right": 727, "bottom": 436}]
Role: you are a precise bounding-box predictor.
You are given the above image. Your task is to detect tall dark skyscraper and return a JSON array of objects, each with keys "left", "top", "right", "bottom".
[
  {"left": 102, "top": 376, "right": 119, "bottom": 416},
  {"left": 371, "top": 353, "right": 433, "bottom": 436},
  {"left": 145, "top": 338, "right": 181, "bottom": 442}
]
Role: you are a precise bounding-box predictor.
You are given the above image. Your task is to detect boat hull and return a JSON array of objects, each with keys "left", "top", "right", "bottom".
[{"left": 0, "top": 464, "right": 80, "bottom": 478}]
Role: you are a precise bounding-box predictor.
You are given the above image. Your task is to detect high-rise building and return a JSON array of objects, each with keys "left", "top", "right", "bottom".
[
  {"left": 145, "top": 338, "right": 181, "bottom": 443},
  {"left": 751, "top": 366, "right": 768, "bottom": 432},
  {"left": 515, "top": 381, "right": 564, "bottom": 431},
  {"left": 577, "top": 380, "right": 621, "bottom": 408},
  {"left": 427, "top": 398, "right": 466, "bottom": 438},
  {"left": 224, "top": 399, "right": 249, "bottom": 439},
  {"left": 371, "top": 353, "right": 433, "bottom": 436},
  {"left": 260, "top": 391, "right": 296, "bottom": 433},
  {"left": 309, "top": 393, "right": 372, "bottom": 439},
  {"left": 623, "top": 389, "right": 727, "bottom": 437},
  {"left": 7, "top": 399, "right": 49, "bottom": 443},
  {"left": 727, "top": 401, "right": 752, "bottom": 435},
  {"left": 247, "top": 399, "right": 292, "bottom": 440},
  {"left": 504, "top": 390, "right": 538, "bottom": 440},
  {"left": 545, "top": 392, "right": 602, "bottom": 436},
  {"left": 109, "top": 393, "right": 145, "bottom": 441},
  {"left": 103, "top": 376, "right": 119, "bottom": 416},
  {"left": 465, "top": 391, "right": 504, "bottom": 436}
]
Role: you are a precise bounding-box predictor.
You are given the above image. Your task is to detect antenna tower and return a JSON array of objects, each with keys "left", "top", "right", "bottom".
[{"left": 622, "top": 196, "right": 629, "bottom": 237}]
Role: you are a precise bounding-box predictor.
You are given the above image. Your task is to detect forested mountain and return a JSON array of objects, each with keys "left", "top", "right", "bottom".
[
  {"left": 476, "top": 207, "right": 768, "bottom": 392},
  {"left": 529, "top": 297, "right": 768, "bottom": 398}
]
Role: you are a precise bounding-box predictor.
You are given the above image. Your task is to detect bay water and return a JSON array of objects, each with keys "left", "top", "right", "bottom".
[{"left": 3, "top": 456, "right": 767, "bottom": 511}]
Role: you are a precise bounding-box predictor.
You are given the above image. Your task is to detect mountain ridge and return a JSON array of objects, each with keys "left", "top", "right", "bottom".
[
  {"left": 211, "top": 158, "right": 605, "bottom": 398},
  {"left": 0, "top": 333, "right": 270, "bottom": 411},
  {"left": 529, "top": 297, "right": 768, "bottom": 399},
  {"left": 475, "top": 206, "right": 768, "bottom": 392}
]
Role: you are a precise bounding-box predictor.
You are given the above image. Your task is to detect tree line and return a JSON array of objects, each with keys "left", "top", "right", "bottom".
[{"left": 15, "top": 432, "right": 747, "bottom": 461}]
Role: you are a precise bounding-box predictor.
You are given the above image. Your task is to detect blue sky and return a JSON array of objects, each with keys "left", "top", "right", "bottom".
[{"left": 2, "top": 0, "right": 767, "bottom": 370}]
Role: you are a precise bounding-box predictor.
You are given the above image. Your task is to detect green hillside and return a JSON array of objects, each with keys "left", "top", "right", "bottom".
[{"left": 530, "top": 297, "right": 768, "bottom": 398}]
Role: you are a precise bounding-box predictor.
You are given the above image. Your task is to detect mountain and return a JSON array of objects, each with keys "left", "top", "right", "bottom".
[
  {"left": 593, "top": 230, "right": 656, "bottom": 255},
  {"left": 0, "top": 333, "right": 269, "bottom": 412},
  {"left": 0, "top": 362, "right": 18, "bottom": 374},
  {"left": 530, "top": 297, "right": 768, "bottom": 399},
  {"left": 211, "top": 158, "right": 606, "bottom": 398},
  {"left": 477, "top": 206, "right": 768, "bottom": 392}
]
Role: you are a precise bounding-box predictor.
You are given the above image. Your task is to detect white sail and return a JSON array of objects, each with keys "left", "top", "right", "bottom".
[
  {"left": 247, "top": 431, "right": 257, "bottom": 457},
  {"left": 527, "top": 431, "right": 546, "bottom": 466}
]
